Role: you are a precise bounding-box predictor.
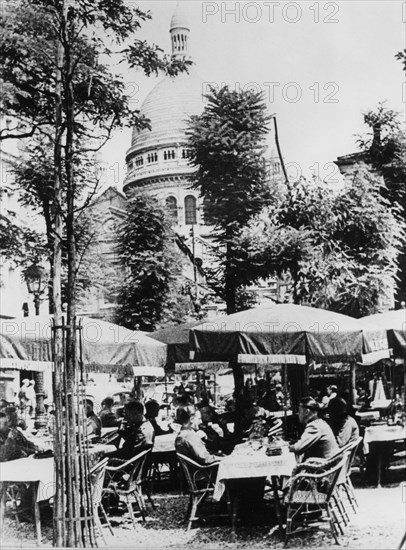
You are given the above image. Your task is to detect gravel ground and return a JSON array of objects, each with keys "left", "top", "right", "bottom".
[{"left": 1, "top": 470, "right": 405, "bottom": 549}]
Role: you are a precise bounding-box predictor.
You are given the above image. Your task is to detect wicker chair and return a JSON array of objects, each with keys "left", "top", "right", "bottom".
[
  {"left": 104, "top": 448, "right": 154, "bottom": 528},
  {"left": 176, "top": 453, "right": 223, "bottom": 530},
  {"left": 336, "top": 436, "right": 363, "bottom": 516},
  {"left": 89, "top": 458, "right": 113, "bottom": 543},
  {"left": 284, "top": 453, "right": 348, "bottom": 546}
]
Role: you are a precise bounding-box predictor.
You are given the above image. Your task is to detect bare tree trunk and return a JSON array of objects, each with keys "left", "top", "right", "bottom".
[
  {"left": 225, "top": 240, "right": 236, "bottom": 315},
  {"left": 52, "top": 1, "right": 65, "bottom": 544}
]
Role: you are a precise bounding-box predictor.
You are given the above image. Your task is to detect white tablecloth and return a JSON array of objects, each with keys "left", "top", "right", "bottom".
[
  {"left": 213, "top": 443, "right": 296, "bottom": 500},
  {"left": 0, "top": 444, "right": 115, "bottom": 502},
  {"left": 363, "top": 424, "right": 406, "bottom": 454},
  {"left": 0, "top": 456, "right": 54, "bottom": 502}
]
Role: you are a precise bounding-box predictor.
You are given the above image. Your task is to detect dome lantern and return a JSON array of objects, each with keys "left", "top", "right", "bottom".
[{"left": 170, "top": 2, "right": 191, "bottom": 59}]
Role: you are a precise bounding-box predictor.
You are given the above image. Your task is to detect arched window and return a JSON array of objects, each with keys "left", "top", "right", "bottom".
[
  {"left": 184, "top": 195, "right": 197, "bottom": 225},
  {"left": 166, "top": 196, "right": 178, "bottom": 222}
]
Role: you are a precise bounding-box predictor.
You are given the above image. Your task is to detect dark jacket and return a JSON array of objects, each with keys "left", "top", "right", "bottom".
[
  {"left": 108, "top": 418, "right": 155, "bottom": 460},
  {"left": 0, "top": 428, "right": 37, "bottom": 462}
]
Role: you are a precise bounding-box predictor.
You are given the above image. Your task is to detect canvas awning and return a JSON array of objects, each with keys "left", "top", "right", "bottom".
[
  {"left": 0, "top": 315, "right": 167, "bottom": 375},
  {"left": 190, "top": 304, "right": 390, "bottom": 365},
  {"left": 150, "top": 320, "right": 203, "bottom": 370},
  {"left": 361, "top": 309, "right": 406, "bottom": 359}
]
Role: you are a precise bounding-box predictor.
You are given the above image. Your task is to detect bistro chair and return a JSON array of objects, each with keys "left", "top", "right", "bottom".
[
  {"left": 147, "top": 451, "right": 179, "bottom": 493},
  {"left": 89, "top": 458, "right": 114, "bottom": 543},
  {"left": 104, "top": 448, "right": 155, "bottom": 528},
  {"left": 336, "top": 436, "right": 363, "bottom": 516},
  {"left": 268, "top": 418, "right": 283, "bottom": 438},
  {"left": 176, "top": 452, "right": 224, "bottom": 530},
  {"left": 284, "top": 453, "right": 348, "bottom": 546}
]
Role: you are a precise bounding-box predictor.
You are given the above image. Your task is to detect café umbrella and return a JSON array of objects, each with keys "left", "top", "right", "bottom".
[
  {"left": 150, "top": 319, "right": 204, "bottom": 371},
  {"left": 189, "top": 303, "right": 391, "bottom": 365},
  {"left": 360, "top": 309, "right": 406, "bottom": 358},
  {"left": 0, "top": 315, "right": 167, "bottom": 375}
]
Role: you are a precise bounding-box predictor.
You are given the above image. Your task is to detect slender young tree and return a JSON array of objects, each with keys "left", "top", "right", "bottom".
[
  {"left": 115, "top": 193, "right": 193, "bottom": 331},
  {"left": 1, "top": 1, "right": 191, "bottom": 545},
  {"left": 187, "top": 86, "right": 273, "bottom": 314}
]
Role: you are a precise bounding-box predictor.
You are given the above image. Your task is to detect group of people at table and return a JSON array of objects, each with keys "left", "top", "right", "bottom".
[
  {"left": 0, "top": 381, "right": 359, "bottom": 469},
  {"left": 1, "top": 378, "right": 390, "bottom": 534}
]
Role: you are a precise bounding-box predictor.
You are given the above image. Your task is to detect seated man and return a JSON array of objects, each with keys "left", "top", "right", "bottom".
[
  {"left": 175, "top": 405, "right": 223, "bottom": 465},
  {"left": 240, "top": 397, "right": 274, "bottom": 437},
  {"left": 145, "top": 399, "right": 173, "bottom": 436},
  {"left": 100, "top": 397, "right": 120, "bottom": 428},
  {"left": 289, "top": 397, "right": 339, "bottom": 461},
  {"left": 0, "top": 410, "right": 37, "bottom": 462},
  {"left": 85, "top": 399, "right": 101, "bottom": 437},
  {"left": 328, "top": 396, "right": 360, "bottom": 448},
  {"left": 107, "top": 400, "right": 155, "bottom": 461}
]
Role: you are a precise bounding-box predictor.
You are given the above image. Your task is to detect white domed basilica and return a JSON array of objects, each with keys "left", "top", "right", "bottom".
[
  {"left": 123, "top": 4, "right": 212, "bottom": 266},
  {"left": 78, "top": 3, "right": 284, "bottom": 319}
]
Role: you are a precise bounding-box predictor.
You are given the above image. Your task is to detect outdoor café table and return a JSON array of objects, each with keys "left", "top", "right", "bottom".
[
  {"left": 213, "top": 441, "right": 296, "bottom": 535},
  {"left": 0, "top": 455, "right": 53, "bottom": 545},
  {"left": 363, "top": 423, "right": 406, "bottom": 487},
  {"left": 355, "top": 410, "right": 380, "bottom": 423},
  {"left": 0, "top": 443, "right": 115, "bottom": 545}
]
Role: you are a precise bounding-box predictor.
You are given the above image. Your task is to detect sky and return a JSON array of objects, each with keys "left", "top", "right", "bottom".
[{"left": 100, "top": 0, "right": 406, "bottom": 188}]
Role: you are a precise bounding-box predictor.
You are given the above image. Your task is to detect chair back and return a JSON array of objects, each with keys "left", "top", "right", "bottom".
[
  {"left": 268, "top": 418, "right": 283, "bottom": 437},
  {"left": 176, "top": 453, "right": 216, "bottom": 493},
  {"left": 340, "top": 436, "right": 363, "bottom": 477},
  {"left": 89, "top": 457, "right": 109, "bottom": 507},
  {"left": 287, "top": 453, "right": 348, "bottom": 504},
  {"left": 127, "top": 448, "right": 151, "bottom": 488}
]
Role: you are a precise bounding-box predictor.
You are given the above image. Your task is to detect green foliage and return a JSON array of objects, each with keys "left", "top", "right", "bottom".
[
  {"left": 187, "top": 86, "right": 273, "bottom": 313},
  {"left": 114, "top": 193, "right": 193, "bottom": 331},
  {"left": 188, "top": 86, "right": 272, "bottom": 233},
  {"left": 0, "top": 0, "right": 192, "bottom": 142},
  {"left": 1, "top": 0, "right": 191, "bottom": 314},
  {"left": 0, "top": 213, "right": 46, "bottom": 267},
  {"left": 395, "top": 49, "right": 406, "bottom": 72},
  {"left": 245, "top": 166, "right": 404, "bottom": 317},
  {"left": 356, "top": 101, "right": 406, "bottom": 303},
  {"left": 10, "top": 135, "right": 108, "bottom": 306}
]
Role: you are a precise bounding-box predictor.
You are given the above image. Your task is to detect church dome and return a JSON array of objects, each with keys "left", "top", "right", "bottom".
[
  {"left": 127, "top": 68, "right": 204, "bottom": 157},
  {"left": 170, "top": 3, "right": 190, "bottom": 31}
]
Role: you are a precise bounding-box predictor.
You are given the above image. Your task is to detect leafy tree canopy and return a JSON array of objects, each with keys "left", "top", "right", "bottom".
[
  {"left": 356, "top": 101, "right": 406, "bottom": 303},
  {"left": 114, "top": 193, "right": 194, "bottom": 331},
  {"left": 187, "top": 86, "right": 274, "bottom": 313},
  {"left": 0, "top": 0, "right": 191, "bottom": 143},
  {"left": 239, "top": 166, "right": 404, "bottom": 317}
]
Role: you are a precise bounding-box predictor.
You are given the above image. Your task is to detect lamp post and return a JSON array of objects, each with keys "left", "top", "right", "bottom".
[{"left": 24, "top": 263, "right": 49, "bottom": 429}]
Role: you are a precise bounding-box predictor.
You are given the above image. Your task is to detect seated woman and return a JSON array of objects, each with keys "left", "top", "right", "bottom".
[{"left": 328, "top": 397, "right": 359, "bottom": 448}]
